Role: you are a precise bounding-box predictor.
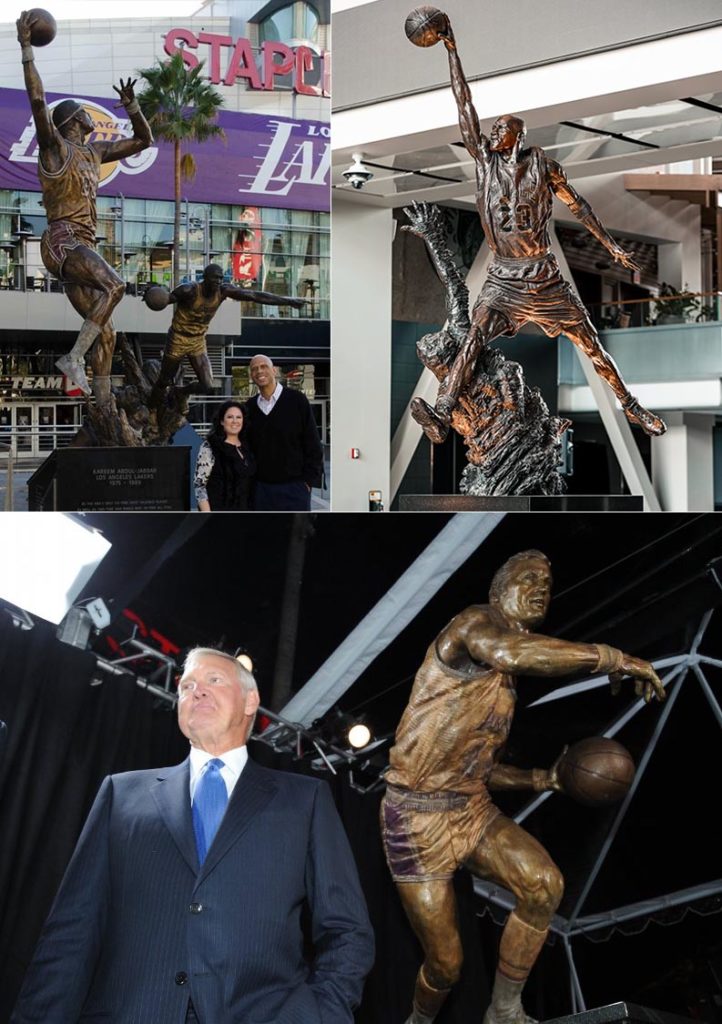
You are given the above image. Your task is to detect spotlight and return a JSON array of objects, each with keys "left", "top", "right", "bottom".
[
  {"left": 348, "top": 722, "right": 372, "bottom": 749},
  {"left": 342, "top": 153, "right": 374, "bottom": 190},
  {"left": 56, "top": 597, "right": 111, "bottom": 650},
  {"left": 3, "top": 515, "right": 111, "bottom": 625},
  {"left": 234, "top": 647, "right": 254, "bottom": 673}
]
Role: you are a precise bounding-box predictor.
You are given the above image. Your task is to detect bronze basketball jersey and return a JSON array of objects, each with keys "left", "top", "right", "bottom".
[
  {"left": 170, "top": 285, "right": 225, "bottom": 344},
  {"left": 38, "top": 140, "right": 101, "bottom": 233},
  {"left": 386, "top": 638, "right": 517, "bottom": 794},
  {"left": 476, "top": 146, "right": 553, "bottom": 260}
]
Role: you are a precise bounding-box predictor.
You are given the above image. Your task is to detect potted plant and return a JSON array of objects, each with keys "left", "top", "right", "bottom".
[{"left": 655, "top": 282, "right": 700, "bottom": 324}]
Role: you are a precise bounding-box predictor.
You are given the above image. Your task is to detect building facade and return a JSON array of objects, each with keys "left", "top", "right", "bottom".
[{"left": 0, "top": 0, "right": 330, "bottom": 461}]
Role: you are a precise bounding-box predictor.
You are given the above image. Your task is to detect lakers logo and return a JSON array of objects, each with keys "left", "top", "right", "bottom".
[{"left": 9, "top": 97, "right": 158, "bottom": 186}]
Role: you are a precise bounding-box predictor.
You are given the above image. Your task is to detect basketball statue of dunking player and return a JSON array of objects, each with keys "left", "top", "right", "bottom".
[
  {"left": 16, "top": 10, "right": 153, "bottom": 406},
  {"left": 382, "top": 549, "right": 665, "bottom": 1024},
  {"left": 144, "top": 264, "right": 304, "bottom": 407},
  {"left": 407, "top": 8, "right": 667, "bottom": 443}
]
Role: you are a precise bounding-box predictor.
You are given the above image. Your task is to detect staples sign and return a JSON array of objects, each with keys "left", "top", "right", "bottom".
[{"left": 164, "top": 28, "right": 330, "bottom": 97}]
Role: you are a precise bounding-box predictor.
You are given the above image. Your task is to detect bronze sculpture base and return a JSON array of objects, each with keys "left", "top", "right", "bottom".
[{"left": 398, "top": 495, "right": 643, "bottom": 511}]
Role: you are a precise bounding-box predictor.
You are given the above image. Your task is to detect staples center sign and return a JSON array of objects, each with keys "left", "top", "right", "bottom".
[{"left": 164, "top": 28, "right": 330, "bottom": 96}]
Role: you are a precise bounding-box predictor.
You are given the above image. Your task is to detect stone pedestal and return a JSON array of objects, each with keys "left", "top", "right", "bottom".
[
  {"left": 28, "top": 446, "right": 191, "bottom": 511},
  {"left": 546, "top": 1002, "right": 695, "bottom": 1024}
]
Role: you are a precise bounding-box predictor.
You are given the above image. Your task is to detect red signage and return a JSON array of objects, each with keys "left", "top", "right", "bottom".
[{"left": 164, "top": 28, "right": 330, "bottom": 97}]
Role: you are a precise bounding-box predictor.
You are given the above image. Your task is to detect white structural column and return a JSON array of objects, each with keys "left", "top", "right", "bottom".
[
  {"left": 651, "top": 412, "right": 715, "bottom": 510},
  {"left": 389, "top": 242, "right": 493, "bottom": 502},
  {"left": 332, "top": 199, "right": 394, "bottom": 510},
  {"left": 551, "top": 232, "right": 661, "bottom": 511},
  {"left": 280, "top": 512, "right": 503, "bottom": 725}
]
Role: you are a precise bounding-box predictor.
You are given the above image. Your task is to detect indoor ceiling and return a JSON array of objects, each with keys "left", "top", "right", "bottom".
[{"left": 332, "top": 93, "right": 722, "bottom": 207}]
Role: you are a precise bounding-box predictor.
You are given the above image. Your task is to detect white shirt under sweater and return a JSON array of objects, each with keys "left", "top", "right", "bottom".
[
  {"left": 256, "top": 382, "right": 283, "bottom": 415},
  {"left": 189, "top": 743, "right": 248, "bottom": 802}
]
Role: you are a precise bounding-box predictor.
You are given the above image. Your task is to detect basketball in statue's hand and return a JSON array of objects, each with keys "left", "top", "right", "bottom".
[
  {"left": 27, "top": 9, "right": 57, "bottom": 47},
  {"left": 557, "top": 737, "right": 636, "bottom": 806},
  {"left": 143, "top": 285, "right": 171, "bottom": 312},
  {"left": 405, "top": 6, "right": 449, "bottom": 47}
]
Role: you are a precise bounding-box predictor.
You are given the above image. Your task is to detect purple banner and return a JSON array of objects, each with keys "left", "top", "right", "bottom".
[{"left": 0, "top": 88, "right": 330, "bottom": 212}]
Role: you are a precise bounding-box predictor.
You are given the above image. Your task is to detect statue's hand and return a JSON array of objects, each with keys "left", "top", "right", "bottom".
[
  {"left": 609, "top": 654, "right": 665, "bottom": 703},
  {"left": 113, "top": 77, "right": 138, "bottom": 108},
  {"left": 17, "top": 11, "right": 33, "bottom": 47},
  {"left": 437, "top": 16, "right": 455, "bottom": 50},
  {"left": 610, "top": 246, "right": 640, "bottom": 273},
  {"left": 546, "top": 745, "right": 568, "bottom": 792},
  {"left": 402, "top": 201, "right": 434, "bottom": 238}
]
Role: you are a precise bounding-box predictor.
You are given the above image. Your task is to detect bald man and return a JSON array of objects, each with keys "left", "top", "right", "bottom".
[{"left": 246, "top": 353, "right": 324, "bottom": 510}]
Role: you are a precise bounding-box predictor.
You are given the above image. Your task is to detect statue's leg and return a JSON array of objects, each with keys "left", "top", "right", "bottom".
[
  {"left": 187, "top": 352, "right": 215, "bottom": 392},
  {"left": 563, "top": 319, "right": 666, "bottom": 436},
  {"left": 465, "top": 814, "right": 563, "bottom": 1024},
  {"left": 396, "top": 878, "right": 464, "bottom": 1024},
  {"left": 437, "top": 304, "right": 508, "bottom": 416},
  {"left": 57, "top": 248, "right": 124, "bottom": 397},
  {"left": 149, "top": 351, "right": 183, "bottom": 407},
  {"left": 411, "top": 304, "right": 510, "bottom": 444}
]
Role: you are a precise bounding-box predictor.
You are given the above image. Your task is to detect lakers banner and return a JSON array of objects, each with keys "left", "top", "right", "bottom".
[{"left": 0, "top": 88, "right": 330, "bottom": 212}]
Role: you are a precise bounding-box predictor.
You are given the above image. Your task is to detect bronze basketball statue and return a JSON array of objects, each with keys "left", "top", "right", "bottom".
[
  {"left": 16, "top": 9, "right": 153, "bottom": 407},
  {"left": 408, "top": 10, "right": 666, "bottom": 446},
  {"left": 383, "top": 549, "right": 664, "bottom": 1024},
  {"left": 145, "top": 263, "right": 305, "bottom": 407}
]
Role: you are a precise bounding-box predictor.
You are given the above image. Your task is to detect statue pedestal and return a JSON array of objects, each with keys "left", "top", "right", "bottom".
[
  {"left": 545, "top": 1002, "right": 695, "bottom": 1024},
  {"left": 28, "top": 446, "right": 191, "bottom": 511},
  {"left": 398, "top": 495, "right": 643, "bottom": 511}
]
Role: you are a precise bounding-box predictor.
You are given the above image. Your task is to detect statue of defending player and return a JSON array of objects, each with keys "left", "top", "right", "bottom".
[
  {"left": 383, "top": 549, "right": 665, "bottom": 1024},
  {"left": 17, "top": 10, "right": 153, "bottom": 406},
  {"left": 144, "top": 264, "right": 305, "bottom": 407},
  {"left": 408, "top": 9, "right": 667, "bottom": 443}
]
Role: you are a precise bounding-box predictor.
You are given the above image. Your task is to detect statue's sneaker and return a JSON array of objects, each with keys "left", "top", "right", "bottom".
[
  {"left": 411, "top": 397, "right": 450, "bottom": 444},
  {"left": 622, "top": 396, "right": 666, "bottom": 436},
  {"left": 56, "top": 354, "right": 91, "bottom": 396}
]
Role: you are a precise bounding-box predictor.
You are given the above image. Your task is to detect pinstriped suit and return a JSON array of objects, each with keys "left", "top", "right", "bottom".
[{"left": 11, "top": 757, "right": 374, "bottom": 1024}]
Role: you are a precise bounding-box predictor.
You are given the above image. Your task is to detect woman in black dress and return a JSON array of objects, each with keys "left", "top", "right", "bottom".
[{"left": 194, "top": 400, "right": 255, "bottom": 511}]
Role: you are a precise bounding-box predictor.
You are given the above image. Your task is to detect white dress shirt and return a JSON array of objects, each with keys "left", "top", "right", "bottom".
[
  {"left": 257, "top": 382, "right": 283, "bottom": 415},
  {"left": 189, "top": 744, "right": 249, "bottom": 802}
]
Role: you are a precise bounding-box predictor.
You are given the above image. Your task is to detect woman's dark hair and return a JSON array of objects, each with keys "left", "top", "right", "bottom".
[{"left": 207, "top": 400, "right": 248, "bottom": 445}]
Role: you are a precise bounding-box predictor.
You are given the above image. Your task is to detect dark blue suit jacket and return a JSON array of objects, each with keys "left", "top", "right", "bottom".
[{"left": 12, "top": 757, "right": 374, "bottom": 1023}]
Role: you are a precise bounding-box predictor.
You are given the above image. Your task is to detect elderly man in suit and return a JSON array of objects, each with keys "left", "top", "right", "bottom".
[{"left": 11, "top": 648, "right": 374, "bottom": 1024}]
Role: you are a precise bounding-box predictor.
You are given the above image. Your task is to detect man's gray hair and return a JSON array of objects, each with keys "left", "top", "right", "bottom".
[
  {"left": 250, "top": 353, "right": 274, "bottom": 367},
  {"left": 182, "top": 647, "right": 258, "bottom": 693}
]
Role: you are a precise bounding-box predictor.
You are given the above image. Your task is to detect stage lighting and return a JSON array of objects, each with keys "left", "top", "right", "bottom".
[
  {"left": 2, "top": 515, "right": 111, "bottom": 625},
  {"left": 237, "top": 653, "right": 254, "bottom": 673},
  {"left": 56, "top": 598, "right": 111, "bottom": 650},
  {"left": 348, "top": 722, "right": 372, "bottom": 749}
]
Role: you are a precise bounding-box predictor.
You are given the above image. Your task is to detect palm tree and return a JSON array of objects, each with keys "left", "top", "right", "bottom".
[{"left": 137, "top": 52, "right": 225, "bottom": 287}]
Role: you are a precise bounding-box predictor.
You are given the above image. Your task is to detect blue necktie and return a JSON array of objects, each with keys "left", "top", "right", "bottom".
[{"left": 192, "top": 758, "right": 228, "bottom": 864}]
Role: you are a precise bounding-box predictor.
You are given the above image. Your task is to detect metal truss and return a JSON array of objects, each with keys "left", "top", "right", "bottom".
[{"left": 472, "top": 608, "right": 722, "bottom": 1012}]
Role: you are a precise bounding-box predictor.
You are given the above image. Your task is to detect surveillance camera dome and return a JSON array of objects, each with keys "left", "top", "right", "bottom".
[{"left": 342, "top": 153, "right": 373, "bottom": 190}]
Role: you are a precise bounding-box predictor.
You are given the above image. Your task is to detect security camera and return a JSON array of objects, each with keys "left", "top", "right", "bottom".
[{"left": 342, "top": 153, "right": 374, "bottom": 190}]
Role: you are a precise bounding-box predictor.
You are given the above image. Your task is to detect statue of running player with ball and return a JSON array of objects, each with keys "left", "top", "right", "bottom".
[
  {"left": 143, "top": 264, "right": 305, "bottom": 408},
  {"left": 405, "top": 7, "right": 667, "bottom": 442},
  {"left": 383, "top": 548, "right": 665, "bottom": 1024},
  {"left": 16, "top": 8, "right": 153, "bottom": 406}
]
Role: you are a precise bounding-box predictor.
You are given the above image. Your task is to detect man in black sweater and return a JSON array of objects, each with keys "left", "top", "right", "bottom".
[{"left": 246, "top": 354, "right": 324, "bottom": 510}]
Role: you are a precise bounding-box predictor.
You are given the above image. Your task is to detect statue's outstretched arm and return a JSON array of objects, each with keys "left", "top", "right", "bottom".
[
  {"left": 548, "top": 157, "right": 640, "bottom": 272},
  {"left": 439, "top": 17, "right": 486, "bottom": 160},
  {"left": 16, "top": 12, "right": 56, "bottom": 154},
  {"left": 402, "top": 201, "right": 470, "bottom": 341}
]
